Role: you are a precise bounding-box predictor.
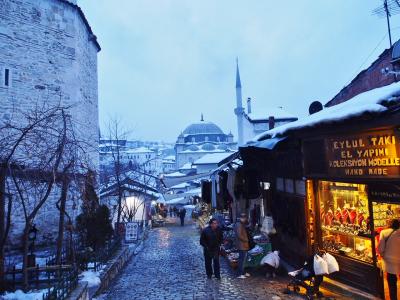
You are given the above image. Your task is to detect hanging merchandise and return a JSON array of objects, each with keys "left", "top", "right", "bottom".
[
  {"left": 211, "top": 174, "right": 217, "bottom": 208},
  {"left": 234, "top": 167, "right": 245, "bottom": 198},
  {"left": 201, "top": 181, "right": 212, "bottom": 204},
  {"left": 243, "top": 169, "right": 261, "bottom": 199},
  {"left": 226, "top": 168, "right": 236, "bottom": 200}
]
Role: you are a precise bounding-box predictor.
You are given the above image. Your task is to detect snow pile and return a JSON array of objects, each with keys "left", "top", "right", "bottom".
[
  {"left": 2, "top": 289, "right": 47, "bottom": 300},
  {"left": 252, "top": 82, "right": 400, "bottom": 142},
  {"left": 79, "top": 270, "right": 101, "bottom": 288}
]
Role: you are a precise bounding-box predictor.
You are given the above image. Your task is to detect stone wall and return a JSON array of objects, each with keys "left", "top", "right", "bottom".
[
  {"left": 0, "top": 0, "right": 99, "bottom": 247},
  {"left": 0, "top": 0, "right": 99, "bottom": 168}
]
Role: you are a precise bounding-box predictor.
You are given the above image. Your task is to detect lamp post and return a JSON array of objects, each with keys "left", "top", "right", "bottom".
[{"left": 27, "top": 224, "right": 38, "bottom": 267}]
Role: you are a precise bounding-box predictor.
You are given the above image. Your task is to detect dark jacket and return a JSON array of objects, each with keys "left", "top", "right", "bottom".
[{"left": 200, "top": 226, "right": 223, "bottom": 256}]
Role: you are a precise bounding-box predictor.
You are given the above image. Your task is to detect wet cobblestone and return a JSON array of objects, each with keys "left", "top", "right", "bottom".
[{"left": 97, "top": 219, "right": 310, "bottom": 300}]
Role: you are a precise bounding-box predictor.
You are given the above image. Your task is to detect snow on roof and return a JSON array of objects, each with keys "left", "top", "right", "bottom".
[
  {"left": 193, "top": 152, "right": 236, "bottom": 165},
  {"left": 166, "top": 197, "right": 188, "bottom": 204},
  {"left": 180, "top": 162, "right": 196, "bottom": 170},
  {"left": 170, "top": 182, "right": 191, "bottom": 189},
  {"left": 180, "top": 148, "right": 229, "bottom": 154},
  {"left": 125, "top": 147, "right": 154, "bottom": 154},
  {"left": 164, "top": 171, "right": 186, "bottom": 177},
  {"left": 247, "top": 107, "right": 297, "bottom": 121},
  {"left": 163, "top": 155, "right": 176, "bottom": 161},
  {"left": 252, "top": 82, "right": 400, "bottom": 142}
]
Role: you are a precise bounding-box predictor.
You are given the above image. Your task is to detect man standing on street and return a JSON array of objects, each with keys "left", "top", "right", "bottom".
[
  {"left": 200, "top": 218, "right": 223, "bottom": 279},
  {"left": 235, "top": 213, "right": 250, "bottom": 279},
  {"left": 179, "top": 207, "right": 186, "bottom": 226}
]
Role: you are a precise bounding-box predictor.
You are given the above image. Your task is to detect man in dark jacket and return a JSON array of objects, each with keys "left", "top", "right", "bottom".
[
  {"left": 179, "top": 207, "right": 186, "bottom": 226},
  {"left": 200, "top": 218, "right": 223, "bottom": 279}
]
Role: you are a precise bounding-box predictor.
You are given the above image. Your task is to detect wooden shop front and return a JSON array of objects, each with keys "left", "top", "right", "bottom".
[{"left": 303, "top": 127, "right": 400, "bottom": 297}]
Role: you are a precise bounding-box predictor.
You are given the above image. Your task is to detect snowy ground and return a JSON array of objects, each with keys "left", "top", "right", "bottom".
[{"left": 1, "top": 288, "right": 49, "bottom": 300}]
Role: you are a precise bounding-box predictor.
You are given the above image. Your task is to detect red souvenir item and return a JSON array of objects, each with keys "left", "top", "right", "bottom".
[
  {"left": 341, "top": 209, "right": 349, "bottom": 224},
  {"left": 324, "top": 211, "right": 334, "bottom": 226},
  {"left": 335, "top": 209, "right": 342, "bottom": 223},
  {"left": 357, "top": 212, "right": 364, "bottom": 226},
  {"left": 349, "top": 209, "right": 357, "bottom": 224}
]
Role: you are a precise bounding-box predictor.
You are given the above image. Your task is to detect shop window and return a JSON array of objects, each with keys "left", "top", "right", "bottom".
[
  {"left": 372, "top": 200, "right": 400, "bottom": 268},
  {"left": 318, "top": 181, "right": 373, "bottom": 263},
  {"left": 285, "top": 179, "right": 294, "bottom": 193},
  {"left": 276, "top": 177, "right": 284, "bottom": 192},
  {"left": 295, "top": 180, "right": 306, "bottom": 196},
  {"left": 373, "top": 202, "right": 400, "bottom": 230}
]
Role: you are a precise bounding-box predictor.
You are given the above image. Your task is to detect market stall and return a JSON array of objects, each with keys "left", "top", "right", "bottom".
[{"left": 222, "top": 228, "right": 272, "bottom": 270}]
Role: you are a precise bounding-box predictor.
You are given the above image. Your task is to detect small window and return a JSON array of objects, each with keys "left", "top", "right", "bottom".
[
  {"left": 285, "top": 179, "right": 294, "bottom": 193},
  {"left": 4, "top": 68, "right": 10, "bottom": 87},
  {"left": 276, "top": 177, "right": 284, "bottom": 192}
]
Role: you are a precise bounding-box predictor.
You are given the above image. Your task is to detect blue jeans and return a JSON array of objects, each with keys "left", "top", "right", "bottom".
[{"left": 238, "top": 250, "right": 248, "bottom": 275}]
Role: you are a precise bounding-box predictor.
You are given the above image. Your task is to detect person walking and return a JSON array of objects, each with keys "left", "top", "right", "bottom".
[
  {"left": 179, "top": 207, "right": 186, "bottom": 226},
  {"left": 200, "top": 218, "right": 223, "bottom": 279},
  {"left": 378, "top": 219, "right": 400, "bottom": 300},
  {"left": 235, "top": 213, "right": 250, "bottom": 279}
]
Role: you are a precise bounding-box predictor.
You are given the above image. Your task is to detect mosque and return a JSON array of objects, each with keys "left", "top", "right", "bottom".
[
  {"left": 174, "top": 115, "right": 236, "bottom": 168},
  {"left": 174, "top": 60, "right": 298, "bottom": 170}
]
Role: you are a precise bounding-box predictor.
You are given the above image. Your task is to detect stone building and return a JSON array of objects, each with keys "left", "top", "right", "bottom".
[{"left": 0, "top": 0, "right": 100, "bottom": 246}]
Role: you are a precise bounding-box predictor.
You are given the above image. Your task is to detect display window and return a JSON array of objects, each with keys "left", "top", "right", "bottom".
[{"left": 318, "top": 181, "right": 373, "bottom": 264}]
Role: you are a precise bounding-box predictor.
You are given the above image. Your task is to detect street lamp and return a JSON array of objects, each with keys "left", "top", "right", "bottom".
[{"left": 28, "top": 224, "right": 38, "bottom": 267}]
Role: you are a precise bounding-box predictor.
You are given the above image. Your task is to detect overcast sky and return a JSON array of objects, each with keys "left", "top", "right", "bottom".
[{"left": 80, "top": 0, "right": 400, "bottom": 143}]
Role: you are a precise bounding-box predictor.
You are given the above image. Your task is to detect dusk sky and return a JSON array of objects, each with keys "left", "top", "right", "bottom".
[{"left": 80, "top": 1, "right": 400, "bottom": 143}]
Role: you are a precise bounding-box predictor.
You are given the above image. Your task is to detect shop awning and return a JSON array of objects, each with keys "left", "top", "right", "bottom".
[
  {"left": 166, "top": 197, "right": 188, "bottom": 205},
  {"left": 246, "top": 137, "right": 287, "bottom": 150}
]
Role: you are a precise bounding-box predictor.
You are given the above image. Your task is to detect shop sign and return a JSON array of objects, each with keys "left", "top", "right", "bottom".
[
  {"left": 125, "top": 222, "right": 139, "bottom": 242},
  {"left": 326, "top": 129, "right": 400, "bottom": 178},
  {"left": 368, "top": 183, "right": 400, "bottom": 203}
]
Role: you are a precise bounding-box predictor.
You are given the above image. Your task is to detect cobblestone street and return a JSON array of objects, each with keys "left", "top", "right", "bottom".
[{"left": 96, "top": 219, "right": 307, "bottom": 300}]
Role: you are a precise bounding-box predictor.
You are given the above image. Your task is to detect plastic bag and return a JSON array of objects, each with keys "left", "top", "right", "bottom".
[
  {"left": 322, "top": 253, "right": 339, "bottom": 274},
  {"left": 313, "top": 254, "right": 328, "bottom": 275},
  {"left": 261, "top": 216, "right": 276, "bottom": 235},
  {"left": 261, "top": 251, "right": 280, "bottom": 268}
]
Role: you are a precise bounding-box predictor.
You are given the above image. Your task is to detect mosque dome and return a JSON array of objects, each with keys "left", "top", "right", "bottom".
[{"left": 182, "top": 119, "right": 224, "bottom": 136}]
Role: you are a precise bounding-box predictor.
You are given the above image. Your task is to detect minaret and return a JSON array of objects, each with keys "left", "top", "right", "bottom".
[{"left": 234, "top": 58, "right": 244, "bottom": 146}]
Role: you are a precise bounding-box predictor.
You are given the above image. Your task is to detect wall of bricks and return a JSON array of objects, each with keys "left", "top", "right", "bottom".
[{"left": 326, "top": 49, "right": 398, "bottom": 107}]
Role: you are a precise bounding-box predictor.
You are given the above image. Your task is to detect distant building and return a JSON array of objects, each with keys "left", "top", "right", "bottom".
[
  {"left": 162, "top": 155, "right": 176, "bottom": 173},
  {"left": 175, "top": 115, "right": 237, "bottom": 168},
  {"left": 234, "top": 60, "right": 298, "bottom": 145},
  {"left": 99, "top": 139, "right": 174, "bottom": 176}
]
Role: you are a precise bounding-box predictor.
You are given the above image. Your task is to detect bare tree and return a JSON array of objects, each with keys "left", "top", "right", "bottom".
[
  {"left": 0, "top": 104, "right": 95, "bottom": 290},
  {"left": 103, "top": 117, "right": 131, "bottom": 237}
]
